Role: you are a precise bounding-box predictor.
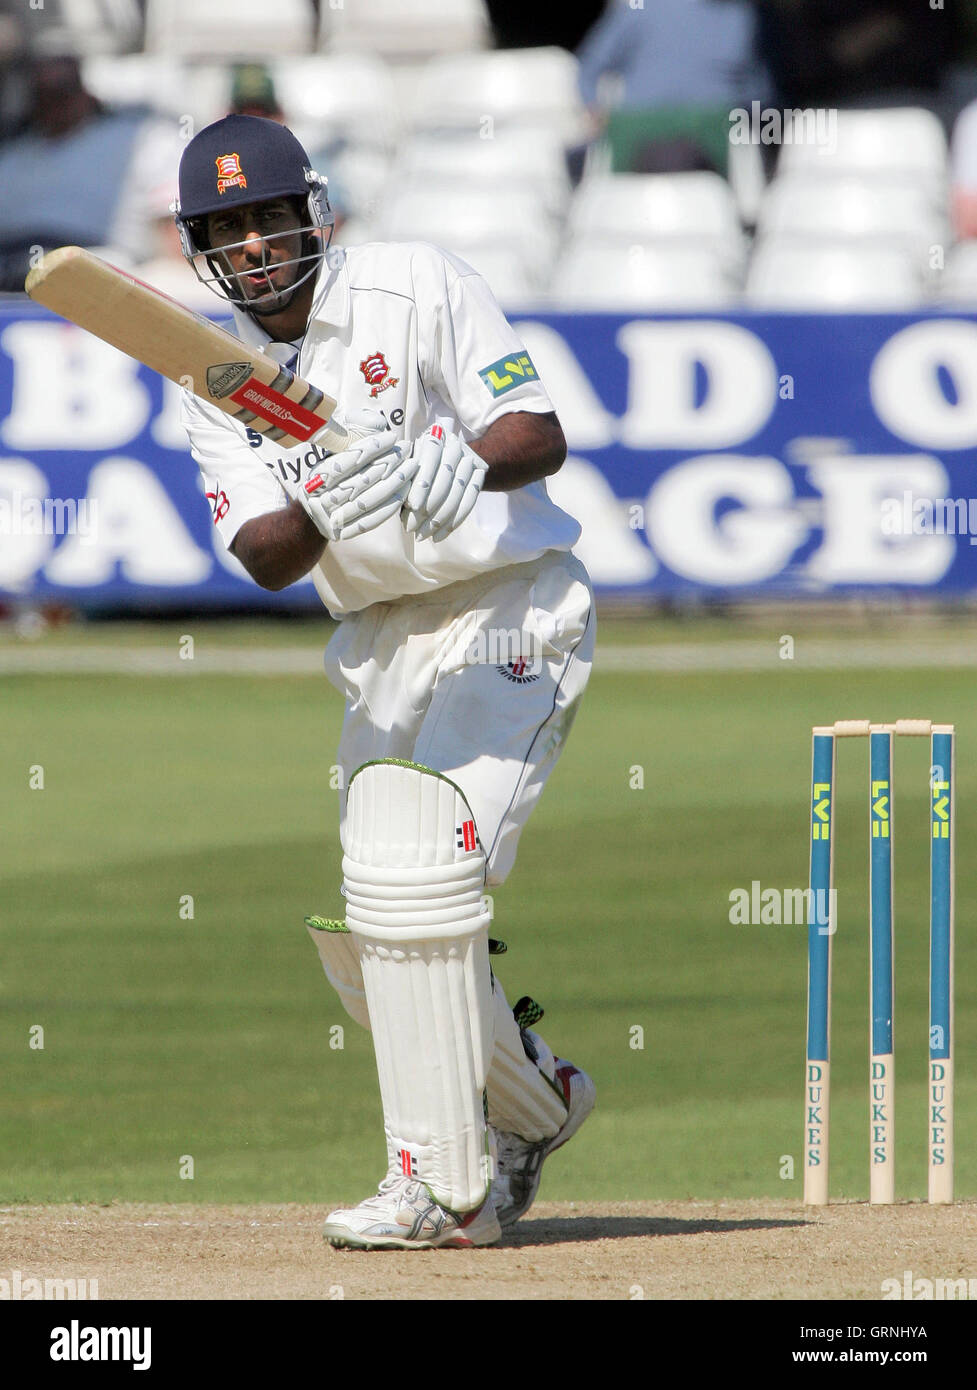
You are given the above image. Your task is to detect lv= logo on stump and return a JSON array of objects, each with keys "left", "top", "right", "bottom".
[{"left": 804, "top": 720, "right": 955, "bottom": 1206}]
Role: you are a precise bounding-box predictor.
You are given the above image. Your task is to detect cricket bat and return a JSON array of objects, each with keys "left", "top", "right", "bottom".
[{"left": 24, "top": 245, "right": 348, "bottom": 452}]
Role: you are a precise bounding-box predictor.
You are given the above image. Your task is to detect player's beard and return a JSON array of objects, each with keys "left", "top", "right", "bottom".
[
  {"left": 229, "top": 254, "right": 298, "bottom": 316},
  {"left": 221, "top": 233, "right": 321, "bottom": 318}
]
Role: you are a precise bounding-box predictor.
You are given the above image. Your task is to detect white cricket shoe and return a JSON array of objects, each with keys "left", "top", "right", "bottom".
[
  {"left": 322, "top": 1176, "right": 501, "bottom": 1250},
  {"left": 493, "top": 1059, "right": 596, "bottom": 1229}
]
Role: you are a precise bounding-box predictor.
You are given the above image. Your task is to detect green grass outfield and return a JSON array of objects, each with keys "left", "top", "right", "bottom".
[{"left": 1, "top": 611, "right": 974, "bottom": 1205}]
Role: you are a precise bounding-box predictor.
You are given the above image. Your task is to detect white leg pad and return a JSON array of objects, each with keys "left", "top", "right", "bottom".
[
  {"left": 487, "top": 978, "right": 568, "bottom": 1141},
  {"left": 307, "top": 916, "right": 567, "bottom": 1146},
  {"left": 343, "top": 760, "right": 494, "bottom": 1214},
  {"left": 305, "top": 916, "right": 371, "bottom": 1030}
]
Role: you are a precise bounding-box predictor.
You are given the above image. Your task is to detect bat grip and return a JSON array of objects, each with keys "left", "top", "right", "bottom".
[{"left": 312, "top": 418, "right": 351, "bottom": 452}]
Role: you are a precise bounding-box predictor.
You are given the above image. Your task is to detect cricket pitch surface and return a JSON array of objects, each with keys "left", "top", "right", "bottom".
[{"left": 3, "top": 1200, "right": 975, "bottom": 1300}]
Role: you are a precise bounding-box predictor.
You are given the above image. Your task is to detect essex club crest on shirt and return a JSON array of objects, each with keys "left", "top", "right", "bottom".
[
  {"left": 359, "top": 350, "right": 399, "bottom": 398},
  {"left": 215, "top": 153, "right": 247, "bottom": 196}
]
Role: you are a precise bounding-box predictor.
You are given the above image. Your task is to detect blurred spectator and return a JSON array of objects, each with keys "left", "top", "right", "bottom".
[
  {"left": 0, "top": 0, "right": 28, "bottom": 140},
  {"left": 754, "top": 0, "right": 960, "bottom": 112},
  {"left": 485, "top": 0, "right": 603, "bottom": 52},
  {"left": 0, "top": 54, "right": 182, "bottom": 291},
  {"left": 963, "top": 0, "right": 977, "bottom": 65},
  {"left": 951, "top": 98, "right": 977, "bottom": 239},
  {"left": 576, "top": 0, "right": 770, "bottom": 174},
  {"left": 229, "top": 63, "right": 284, "bottom": 121}
]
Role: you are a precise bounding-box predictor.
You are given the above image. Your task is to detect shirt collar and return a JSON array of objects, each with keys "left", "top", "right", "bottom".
[
  {"left": 308, "top": 247, "right": 350, "bottom": 328},
  {"left": 229, "top": 247, "right": 350, "bottom": 349}
]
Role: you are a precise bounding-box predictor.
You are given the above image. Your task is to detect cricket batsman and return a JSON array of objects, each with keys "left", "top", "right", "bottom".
[{"left": 174, "top": 115, "right": 596, "bottom": 1249}]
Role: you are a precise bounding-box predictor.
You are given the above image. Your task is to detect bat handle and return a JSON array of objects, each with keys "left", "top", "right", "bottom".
[{"left": 312, "top": 419, "right": 351, "bottom": 452}]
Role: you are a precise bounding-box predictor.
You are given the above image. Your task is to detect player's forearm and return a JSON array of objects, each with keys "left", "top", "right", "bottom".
[
  {"left": 472, "top": 411, "right": 567, "bottom": 492},
  {"left": 230, "top": 500, "right": 326, "bottom": 590}
]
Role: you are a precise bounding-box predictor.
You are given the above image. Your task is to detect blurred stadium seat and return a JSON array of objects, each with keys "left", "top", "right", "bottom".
[
  {"left": 319, "top": 0, "right": 488, "bottom": 58},
  {"left": 745, "top": 242, "right": 924, "bottom": 309},
  {"left": 30, "top": 0, "right": 143, "bottom": 56},
  {"left": 444, "top": 246, "right": 540, "bottom": 306},
  {"left": 756, "top": 178, "right": 948, "bottom": 268},
  {"left": 39, "top": 51, "right": 966, "bottom": 319},
  {"left": 83, "top": 55, "right": 193, "bottom": 119},
  {"left": 380, "top": 186, "right": 558, "bottom": 284},
  {"left": 397, "top": 130, "right": 572, "bottom": 216},
  {"left": 776, "top": 108, "right": 948, "bottom": 202},
  {"left": 408, "top": 47, "right": 585, "bottom": 141},
  {"left": 178, "top": 64, "right": 242, "bottom": 128},
  {"left": 273, "top": 55, "right": 401, "bottom": 153},
  {"left": 144, "top": 0, "right": 315, "bottom": 57},
  {"left": 549, "top": 243, "right": 738, "bottom": 309},
  {"left": 567, "top": 172, "right": 746, "bottom": 273},
  {"left": 933, "top": 240, "right": 977, "bottom": 303},
  {"left": 726, "top": 140, "right": 767, "bottom": 228},
  {"left": 272, "top": 55, "right": 402, "bottom": 219},
  {"left": 315, "top": 146, "right": 392, "bottom": 227}
]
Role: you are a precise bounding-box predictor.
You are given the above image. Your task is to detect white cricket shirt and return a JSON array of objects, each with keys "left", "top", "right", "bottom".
[{"left": 182, "top": 241, "right": 581, "bottom": 617}]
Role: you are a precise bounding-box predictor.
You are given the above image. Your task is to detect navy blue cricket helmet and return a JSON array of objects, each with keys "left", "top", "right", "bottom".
[{"left": 173, "top": 115, "right": 333, "bottom": 315}]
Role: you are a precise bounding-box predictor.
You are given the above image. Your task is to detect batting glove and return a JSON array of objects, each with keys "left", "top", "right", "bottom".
[
  {"left": 402, "top": 426, "right": 489, "bottom": 542},
  {"left": 298, "top": 409, "right": 415, "bottom": 542}
]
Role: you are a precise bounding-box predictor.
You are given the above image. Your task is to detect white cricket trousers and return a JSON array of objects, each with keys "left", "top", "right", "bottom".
[{"left": 323, "top": 550, "right": 595, "bottom": 885}]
